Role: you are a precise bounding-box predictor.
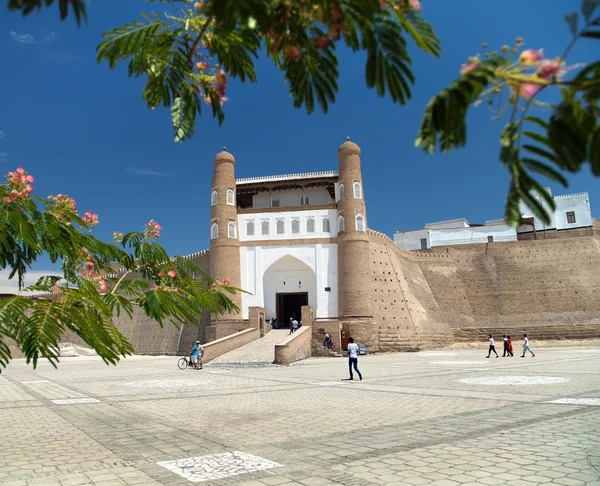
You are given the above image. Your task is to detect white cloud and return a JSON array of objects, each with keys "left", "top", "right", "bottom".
[
  {"left": 0, "top": 152, "right": 8, "bottom": 164},
  {"left": 43, "top": 31, "right": 56, "bottom": 43},
  {"left": 0, "top": 269, "right": 63, "bottom": 295},
  {"left": 0, "top": 129, "right": 6, "bottom": 140},
  {"left": 9, "top": 31, "right": 35, "bottom": 44},
  {"left": 126, "top": 167, "right": 173, "bottom": 177}
]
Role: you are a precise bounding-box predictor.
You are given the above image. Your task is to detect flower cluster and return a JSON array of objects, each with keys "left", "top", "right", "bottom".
[
  {"left": 158, "top": 270, "right": 177, "bottom": 278},
  {"left": 144, "top": 219, "right": 162, "bottom": 239},
  {"left": 112, "top": 231, "right": 124, "bottom": 242},
  {"left": 81, "top": 211, "right": 99, "bottom": 229},
  {"left": 214, "top": 278, "right": 230, "bottom": 287},
  {"left": 151, "top": 285, "right": 181, "bottom": 293},
  {"left": 3, "top": 167, "right": 34, "bottom": 203},
  {"left": 79, "top": 248, "right": 96, "bottom": 277},
  {"left": 47, "top": 194, "right": 78, "bottom": 221},
  {"left": 459, "top": 37, "right": 580, "bottom": 105},
  {"left": 98, "top": 277, "right": 108, "bottom": 293}
]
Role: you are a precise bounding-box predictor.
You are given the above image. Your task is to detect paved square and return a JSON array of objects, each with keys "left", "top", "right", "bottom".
[{"left": 1, "top": 347, "right": 599, "bottom": 485}]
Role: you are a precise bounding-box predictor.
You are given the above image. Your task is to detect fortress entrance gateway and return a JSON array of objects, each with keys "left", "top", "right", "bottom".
[
  {"left": 276, "top": 292, "right": 308, "bottom": 328},
  {"left": 262, "top": 255, "right": 317, "bottom": 327}
]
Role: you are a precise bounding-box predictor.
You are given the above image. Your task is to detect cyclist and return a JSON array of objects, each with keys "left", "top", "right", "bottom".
[{"left": 190, "top": 341, "right": 202, "bottom": 370}]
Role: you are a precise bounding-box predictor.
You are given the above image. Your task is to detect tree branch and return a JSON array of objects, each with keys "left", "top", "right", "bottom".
[{"left": 188, "top": 15, "right": 214, "bottom": 65}]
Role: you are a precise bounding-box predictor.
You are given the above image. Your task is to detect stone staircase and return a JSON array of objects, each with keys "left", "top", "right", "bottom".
[
  {"left": 207, "top": 329, "right": 291, "bottom": 365},
  {"left": 377, "top": 330, "right": 450, "bottom": 352},
  {"left": 452, "top": 324, "right": 600, "bottom": 342},
  {"left": 377, "top": 329, "right": 421, "bottom": 352}
]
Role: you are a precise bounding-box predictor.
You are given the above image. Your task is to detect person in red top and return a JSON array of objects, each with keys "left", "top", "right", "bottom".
[{"left": 507, "top": 336, "right": 514, "bottom": 357}]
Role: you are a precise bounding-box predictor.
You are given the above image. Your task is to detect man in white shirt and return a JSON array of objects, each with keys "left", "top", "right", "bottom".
[
  {"left": 521, "top": 334, "right": 535, "bottom": 357},
  {"left": 486, "top": 334, "right": 499, "bottom": 358},
  {"left": 347, "top": 337, "right": 362, "bottom": 380}
]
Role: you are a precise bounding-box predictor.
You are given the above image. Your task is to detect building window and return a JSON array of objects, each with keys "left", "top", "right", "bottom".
[
  {"left": 246, "top": 221, "right": 255, "bottom": 236},
  {"left": 420, "top": 238, "right": 427, "bottom": 249},
  {"left": 566, "top": 211, "right": 576, "bottom": 224},
  {"left": 291, "top": 219, "right": 300, "bottom": 234},
  {"left": 226, "top": 189, "right": 234, "bottom": 206},
  {"left": 210, "top": 222, "right": 218, "bottom": 240},
  {"left": 487, "top": 235, "right": 494, "bottom": 243},
  {"left": 307, "top": 217, "right": 315, "bottom": 233},
  {"left": 261, "top": 220, "right": 270, "bottom": 236},
  {"left": 322, "top": 218, "right": 331, "bottom": 233},
  {"left": 338, "top": 215, "right": 345, "bottom": 233},
  {"left": 276, "top": 219, "right": 285, "bottom": 235},
  {"left": 272, "top": 200, "right": 280, "bottom": 207},
  {"left": 211, "top": 190, "right": 218, "bottom": 206},
  {"left": 338, "top": 184, "right": 345, "bottom": 202},
  {"left": 353, "top": 181, "right": 362, "bottom": 199},
  {"left": 355, "top": 214, "right": 365, "bottom": 231},
  {"left": 228, "top": 221, "right": 236, "bottom": 238}
]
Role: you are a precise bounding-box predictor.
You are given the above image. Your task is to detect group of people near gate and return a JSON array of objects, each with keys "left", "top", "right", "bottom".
[{"left": 487, "top": 334, "right": 536, "bottom": 358}]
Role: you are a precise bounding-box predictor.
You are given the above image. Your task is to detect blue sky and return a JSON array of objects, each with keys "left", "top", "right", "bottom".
[{"left": 1, "top": 0, "right": 598, "bottom": 288}]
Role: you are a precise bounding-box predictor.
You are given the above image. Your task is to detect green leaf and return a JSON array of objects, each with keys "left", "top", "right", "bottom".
[
  {"left": 395, "top": 9, "right": 441, "bottom": 58},
  {"left": 521, "top": 158, "right": 569, "bottom": 186},
  {"left": 416, "top": 59, "right": 507, "bottom": 154},
  {"left": 564, "top": 12, "right": 579, "bottom": 37},
  {"left": 582, "top": 0, "right": 600, "bottom": 20},
  {"left": 590, "top": 126, "right": 600, "bottom": 175},
  {"left": 580, "top": 29, "right": 600, "bottom": 38},
  {"left": 96, "top": 12, "right": 165, "bottom": 69},
  {"left": 522, "top": 144, "right": 558, "bottom": 163}
]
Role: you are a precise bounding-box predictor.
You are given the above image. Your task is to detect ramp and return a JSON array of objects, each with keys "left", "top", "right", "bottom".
[{"left": 208, "top": 329, "right": 291, "bottom": 365}]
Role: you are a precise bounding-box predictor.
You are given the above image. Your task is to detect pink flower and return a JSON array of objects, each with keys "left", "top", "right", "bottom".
[
  {"left": 167, "top": 270, "right": 177, "bottom": 278},
  {"left": 409, "top": 0, "right": 422, "bottom": 10},
  {"left": 25, "top": 185, "right": 33, "bottom": 192},
  {"left": 16, "top": 167, "right": 24, "bottom": 174},
  {"left": 460, "top": 63, "right": 478, "bottom": 76},
  {"left": 196, "top": 61, "right": 209, "bottom": 71},
  {"left": 285, "top": 45, "right": 302, "bottom": 60},
  {"left": 519, "top": 49, "right": 543, "bottom": 65},
  {"left": 222, "top": 278, "right": 230, "bottom": 286},
  {"left": 537, "top": 59, "right": 562, "bottom": 80},
  {"left": 158, "top": 271, "right": 165, "bottom": 277},
  {"left": 51, "top": 284, "right": 61, "bottom": 293},
  {"left": 27, "top": 175, "right": 34, "bottom": 182},
  {"left": 519, "top": 83, "right": 542, "bottom": 98}
]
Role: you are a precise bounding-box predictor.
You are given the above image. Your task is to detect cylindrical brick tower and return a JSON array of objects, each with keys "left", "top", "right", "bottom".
[
  {"left": 209, "top": 148, "right": 242, "bottom": 335},
  {"left": 337, "top": 137, "right": 373, "bottom": 319}
]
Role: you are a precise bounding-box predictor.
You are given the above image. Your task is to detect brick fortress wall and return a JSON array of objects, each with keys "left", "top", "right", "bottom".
[{"left": 358, "top": 222, "right": 600, "bottom": 350}]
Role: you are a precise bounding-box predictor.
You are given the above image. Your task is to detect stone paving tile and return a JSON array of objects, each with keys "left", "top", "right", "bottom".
[{"left": 0, "top": 348, "right": 599, "bottom": 485}]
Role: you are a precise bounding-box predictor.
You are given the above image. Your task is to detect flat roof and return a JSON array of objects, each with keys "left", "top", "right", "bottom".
[{"left": 236, "top": 170, "right": 338, "bottom": 185}]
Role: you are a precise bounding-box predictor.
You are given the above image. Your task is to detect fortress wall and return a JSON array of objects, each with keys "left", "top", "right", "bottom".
[
  {"left": 364, "top": 231, "right": 452, "bottom": 350},
  {"left": 420, "top": 231, "right": 600, "bottom": 337}
]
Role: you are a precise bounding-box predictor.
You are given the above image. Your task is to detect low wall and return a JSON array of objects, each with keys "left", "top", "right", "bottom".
[
  {"left": 202, "top": 327, "right": 260, "bottom": 363},
  {"left": 274, "top": 326, "right": 312, "bottom": 365}
]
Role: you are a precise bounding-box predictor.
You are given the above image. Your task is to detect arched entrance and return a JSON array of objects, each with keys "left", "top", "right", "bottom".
[{"left": 262, "top": 255, "right": 317, "bottom": 328}]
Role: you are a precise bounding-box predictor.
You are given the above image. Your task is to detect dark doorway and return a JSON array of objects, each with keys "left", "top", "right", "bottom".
[{"left": 276, "top": 292, "right": 308, "bottom": 328}]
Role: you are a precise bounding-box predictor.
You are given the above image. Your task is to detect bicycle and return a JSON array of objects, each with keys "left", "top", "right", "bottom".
[{"left": 177, "top": 355, "right": 203, "bottom": 370}]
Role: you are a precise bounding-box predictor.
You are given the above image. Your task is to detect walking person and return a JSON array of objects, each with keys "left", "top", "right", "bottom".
[
  {"left": 347, "top": 337, "right": 363, "bottom": 380},
  {"left": 507, "top": 335, "right": 514, "bottom": 357},
  {"left": 502, "top": 335, "right": 509, "bottom": 357},
  {"left": 521, "top": 334, "right": 535, "bottom": 357},
  {"left": 486, "top": 334, "right": 499, "bottom": 358}
]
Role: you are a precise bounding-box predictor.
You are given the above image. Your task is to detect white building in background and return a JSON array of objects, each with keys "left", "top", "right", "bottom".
[{"left": 394, "top": 189, "right": 594, "bottom": 251}]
